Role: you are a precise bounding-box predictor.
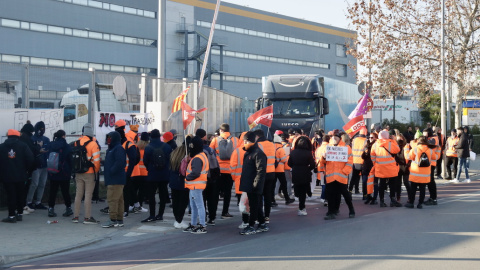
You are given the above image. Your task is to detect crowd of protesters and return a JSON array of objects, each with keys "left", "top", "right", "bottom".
[{"left": 0, "top": 120, "right": 475, "bottom": 236}]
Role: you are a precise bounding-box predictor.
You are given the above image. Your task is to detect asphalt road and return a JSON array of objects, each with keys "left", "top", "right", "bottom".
[{"left": 5, "top": 180, "right": 480, "bottom": 270}]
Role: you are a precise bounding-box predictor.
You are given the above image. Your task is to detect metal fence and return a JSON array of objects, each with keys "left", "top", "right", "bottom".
[{"left": 0, "top": 62, "right": 255, "bottom": 138}]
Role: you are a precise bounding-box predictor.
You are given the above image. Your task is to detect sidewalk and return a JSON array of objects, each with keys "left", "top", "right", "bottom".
[{"left": 1, "top": 159, "right": 479, "bottom": 266}]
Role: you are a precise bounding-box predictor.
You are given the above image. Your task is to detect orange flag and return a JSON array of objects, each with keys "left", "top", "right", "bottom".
[
  {"left": 247, "top": 105, "right": 273, "bottom": 130},
  {"left": 182, "top": 102, "right": 207, "bottom": 130},
  {"left": 343, "top": 115, "right": 365, "bottom": 138},
  {"left": 172, "top": 87, "right": 190, "bottom": 113}
]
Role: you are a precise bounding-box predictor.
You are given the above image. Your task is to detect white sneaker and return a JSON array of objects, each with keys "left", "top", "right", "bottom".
[
  {"left": 22, "top": 207, "right": 30, "bottom": 215},
  {"left": 24, "top": 206, "right": 35, "bottom": 213},
  {"left": 180, "top": 221, "right": 189, "bottom": 229},
  {"left": 140, "top": 207, "right": 149, "bottom": 212},
  {"left": 449, "top": 179, "right": 459, "bottom": 183},
  {"left": 238, "top": 222, "right": 248, "bottom": 229},
  {"left": 174, "top": 221, "right": 183, "bottom": 229},
  {"left": 465, "top": 179, "right": 471, "bottom": 183},
  {"left": 298, "top": 209, "right": 308, "bottom": 216},
  {"left": 274, "top": 195, "right": 282, "bottom": 201},
  {"left": 128, "top": 206, "right": 134, "bottom": 212},
  {"left": 319, "top": 199, "right": 326, "bottom": 204}
]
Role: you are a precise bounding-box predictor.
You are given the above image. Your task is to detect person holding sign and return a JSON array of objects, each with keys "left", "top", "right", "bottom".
[
  {"left": 371, "top": 130, "right": 401, "bottom": 208},
  {"left": 320, "top": 131, "right": 355, "bottom": 220}
]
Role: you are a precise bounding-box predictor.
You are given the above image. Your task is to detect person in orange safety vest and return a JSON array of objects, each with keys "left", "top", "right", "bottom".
[
  {"left": 370, "top": 130, "right": 401, "bottom": 208},
  {"left": 209, "top": 123, "right": 238, "bottom": 219},
  {"left": 404, "top": 136, "right": 437, "bottom": 208},
  {"left": 320, "top": 132, "right": 355, "bottom": 220}
]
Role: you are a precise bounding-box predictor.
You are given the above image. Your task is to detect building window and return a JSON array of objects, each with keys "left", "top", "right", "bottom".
[
  {"left": 336, "top": 64, "right": 347, "bottom": 77},
  {"left": 196, "top": 20, "right": 330, "bottom": 49},
  {"left": 336, "top": 44, "right": 347, "bottom": 57}
]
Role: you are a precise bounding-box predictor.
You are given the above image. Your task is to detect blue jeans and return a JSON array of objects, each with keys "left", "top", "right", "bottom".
[
  {"left": 189, "top": 189, "right": 205, "bottom": 226},
  {"left": 457, "top": 158, "right": 469, "bottom": 180},
  {"left": 27, "top": 168, "right": 48, "bottom": 204}
]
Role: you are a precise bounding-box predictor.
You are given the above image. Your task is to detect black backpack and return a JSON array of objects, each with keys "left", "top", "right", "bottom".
[
  {"left": 418, "top": 151, "right": 430, "bottom": 167},
  {"left": 151, "top": 145, "right": 167, "bottom": 170},
  {"left": 71, "top": 140, "right": 93, "bottom": 173},
  {"left": 126, "top": 141, "right": 141, "bottom": 167}
]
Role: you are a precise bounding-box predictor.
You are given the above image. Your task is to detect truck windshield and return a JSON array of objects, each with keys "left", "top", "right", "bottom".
[{"left": 264, "top": 99, "right": 318, "bottom": 117}]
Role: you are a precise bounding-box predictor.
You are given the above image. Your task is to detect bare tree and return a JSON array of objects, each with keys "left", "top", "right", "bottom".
[{"left": 347, "top": 0, "right": 480, "bottom": 127}]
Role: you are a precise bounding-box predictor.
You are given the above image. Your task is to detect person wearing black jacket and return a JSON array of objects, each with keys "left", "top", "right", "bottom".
[
  {"left": 19, "top": 122, "right": 40, "bottom": 214},
  {"left": 363, "top": 133, "right": 378, "bottom": 205},
  {"left": 0, "top": 129, "right": 34, "bottom": 223},
  {"left": 102, "top": 131, "right": 127, "bottom": 228},
  {"left": 288, "top": 136, "right": 316, "bottom": 216},
  {"left": 455, "top": 127, "right": 470, "bottom": 182},
  {"left": 142, "top": 129, "right": 172, "bottom": 222},
  {"left": 395, "top": 135, "right": 411, "bottom": 203},
  {"left": 46, "top": 130, "right": 73, "bottom": 218},
  {"left": 403, "top": 126, "right": 414, "bottom": 144},
  {"left": 464, "top": 126, "right": 474, "bottom": 170},
  {"left": 239, "top": 131, "right": 267, "bottom": 235}
]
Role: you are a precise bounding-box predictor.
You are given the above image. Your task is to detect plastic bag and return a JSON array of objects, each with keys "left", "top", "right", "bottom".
[
  {"left": 238, "top": 192, "right": 250, "bottom": 214},
  {"left": 470, "top": 151, "right": 476, "bottom": 161}
]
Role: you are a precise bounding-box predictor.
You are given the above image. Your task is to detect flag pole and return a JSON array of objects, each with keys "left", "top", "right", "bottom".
[{"left": 184, "top": 129, "right": 188, "bottom": 157}]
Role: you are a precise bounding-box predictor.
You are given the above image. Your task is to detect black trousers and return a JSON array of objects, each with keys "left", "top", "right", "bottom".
[
  {"left": 409, "top": 182, "right": 426, "bottom": 205},
  {"left": 218, "top": 173, "right": 233, "bottom": 215},
  {"left": 247, "top": 192, "right": 265, "bottom": 227},
  {"left": 171, "top": 189, "right": 189, "bottom": 223},
  {"left": 130, "top": 176, "right": 147, "bottom": 206},
  {"left": 262, "top": 173, "right": 275, "bottom": 218},
  {"left": 123, "top": 176, "right": 134, "bottom": 211},
  {"left": 445, "top": 156, "right": 458, "bottom": 178},
  {"left": 326, "top": 181, "right": 354, "bottom": 215},
  {"left": 294, "top": 183, "right": 309, "bottom": 210},
  {"left": 435, "top": 154, "right": 443, "bottom": 176},
  {"left": 275, "top": 172, "right": 291, "bottom": 202},
  {"left": 146, "top": 181, "right": 169, "bottom": 217},
  {"left": 92, "top": 172, "right": 101, "bottom": 201},
  {"left": 48, "top": 180, "right": 71, "bottom": 208},
  {"left": 203, "top": 180, "right": 219, "bottom": 220},
  {"left": 349, "top": 167, "right": 361, "bottom": 193},
  {"left": 379, "top": 177, "right": 396, "bottom": 201},
  {"left": 4, "top": 182, "right": 24, "bottom": 217},
  {"left": 395, "top": 170, "right": 411, "bottom": 201},
  {"left": 427, "top": 166, "right": 437, "bottom": 200}
]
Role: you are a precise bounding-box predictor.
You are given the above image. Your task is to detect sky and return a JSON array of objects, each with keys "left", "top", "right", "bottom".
[{"left": 222, "top": 0, "right": 352, "bottom": 29}]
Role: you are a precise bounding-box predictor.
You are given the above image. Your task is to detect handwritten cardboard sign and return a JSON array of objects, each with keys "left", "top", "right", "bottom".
[{"left": 326, "top": 146, "right": 348, "bottom": 162}]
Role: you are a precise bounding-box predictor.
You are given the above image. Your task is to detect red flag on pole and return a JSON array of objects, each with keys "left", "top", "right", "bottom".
[
  {"left": 247, "top": 105, "right": 273, "bottom": 130},
  {"left": 182, "top": 102, "right": 207, "bottom": 130},
  {"left": 172, "top": 87, "right": 190, "bottom": 113},
  {"left": 343, "top": 115, "right": 366, "bottom": 138}
]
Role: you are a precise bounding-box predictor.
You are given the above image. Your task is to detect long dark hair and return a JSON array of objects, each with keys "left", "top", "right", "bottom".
[
  {"left": 53, "top": 130, "right": 66, "bottom": 141},
  {"left": 295, "top": 136, "right": 312, "bottom": 151}
]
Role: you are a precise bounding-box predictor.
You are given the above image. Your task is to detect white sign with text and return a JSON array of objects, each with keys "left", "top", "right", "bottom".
[{"left": 326, "top": 146, "right": 348, "bottom": 162}]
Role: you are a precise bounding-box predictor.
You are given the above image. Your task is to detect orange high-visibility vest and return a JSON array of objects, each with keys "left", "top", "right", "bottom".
[
  {"left": 209, "top": 132, "right": 238, "bottom": 174},
  {"left": 77, "top": 136, "right": 100, "bottom": 174},
  {"left": 185, "top": 152, "right": 209, "bottom": 190},
  {"left": 315, "top": 141, "right": 329, "bottom": 179},
  {"left": 320, "top": 140, "right": 353, "bottom": 185},
  {"left": 230, "top": 147, "right": 245, "bottom": 194},
  {"left": 428, "top": 136, "right": 440, "bottom": 166},
  {"left": 131, "top": 149, "right": 147, "bottom": 177},
  {"left": 371, "top": 139, "right": 400, "bottom": 178},
  {"left": 257, "top": 140, "right": 276, "bottom": 173},
  {"left": 409, "top": 145, "right": 436, "bottom": 183},
  {"left": 446, "top": 137, "right": 459, "bottom": 157},
  {"left": 274, "top": 142, "right": 287, "bottom": 173},
  {"left": 122, "top": 140, "right": 137, "bottom": 172},
  {"left": 352, "top": 136, "right": 367, "bottom": 165}
]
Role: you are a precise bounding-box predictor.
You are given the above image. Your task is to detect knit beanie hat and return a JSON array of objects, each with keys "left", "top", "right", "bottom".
[
  {"left": 150, "top": 129, "right": 161, "bottom": 138},
  {"left": 414, "top": 130, "right": 423, "bottom": 139},
  {"left": 82, "top": 123, "right": 95, "bottom": 137}
]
